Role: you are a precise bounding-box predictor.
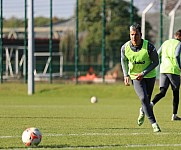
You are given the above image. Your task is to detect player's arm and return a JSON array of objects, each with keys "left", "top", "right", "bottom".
[
  {"left": 142, "top": 43, "right": 159, "bottom": 76},
  {"left": 175, "top": 42, "right": 181, "bottom": 70},
  {"left": 121, "top": 44, "right": 130, "bottom": 86},
  {"left": 157, "top": 46, "right": 162, "bottom": 57}
]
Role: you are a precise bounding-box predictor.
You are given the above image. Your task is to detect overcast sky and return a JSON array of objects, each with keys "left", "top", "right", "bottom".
[{"left": 3, "top": 0, "right": 76, "bottom": 19}]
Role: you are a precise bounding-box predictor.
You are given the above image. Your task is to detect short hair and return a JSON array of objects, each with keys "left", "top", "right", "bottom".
[
  {"left": 130, "top": 24, "right": 141, "bottom": 33},
  {"left": 175, "top": 29, "right": 181, "bottom": 38}
]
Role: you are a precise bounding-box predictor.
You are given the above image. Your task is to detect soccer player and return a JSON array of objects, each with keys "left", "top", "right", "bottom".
[
  {"left": 121, "top": 24, "right": 161, "bottom": 132},
  {"left": 150, "top": 29, "right": 181, "bottom": 121}
]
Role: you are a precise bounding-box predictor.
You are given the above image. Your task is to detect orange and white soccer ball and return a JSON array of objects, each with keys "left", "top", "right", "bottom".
[{"left": 22, "top": 127, "right": 42, "bottom": 147}]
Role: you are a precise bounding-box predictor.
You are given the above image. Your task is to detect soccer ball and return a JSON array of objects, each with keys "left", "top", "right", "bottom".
[
  {"left": 22, "top": 127, "right": 42, "bottom": 147},
  {"left": 91, "top": 96, "right": 98, "bottom": 103}
]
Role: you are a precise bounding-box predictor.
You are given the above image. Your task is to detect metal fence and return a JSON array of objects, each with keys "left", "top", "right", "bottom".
[{"left": 0, "top": 0, "right": 181, "bottom": 84}]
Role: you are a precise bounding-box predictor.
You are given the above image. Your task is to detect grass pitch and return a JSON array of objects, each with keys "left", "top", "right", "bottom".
[{"left": 0, "top": 82, "right": 181, "bottom": 149}]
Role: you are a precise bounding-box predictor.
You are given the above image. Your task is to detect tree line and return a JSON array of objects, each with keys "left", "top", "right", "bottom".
[
  {"left": 3, "top": 0, "right": 152, "bottom": 68},
  {"left": 61, "top": 0, "right": 152, "bottom": 67},
  {"left": 3, "top": 16, "right": 63, "bottom": 27}
]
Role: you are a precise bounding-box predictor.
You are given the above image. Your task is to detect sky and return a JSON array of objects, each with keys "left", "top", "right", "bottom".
[
  {"left": 2, "top": 0, "right": 159, "bottom": 19},
  {"left": 3, "top": 0, "right": 76, "bottom": 19}
]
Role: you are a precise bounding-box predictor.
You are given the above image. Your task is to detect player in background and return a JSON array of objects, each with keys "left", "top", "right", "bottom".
[
  {"left": 121, "top": 24, "right": 161, "bottom": 132},
  {"left": 150, "top": 29, "right": 181, "bottom": 121}
]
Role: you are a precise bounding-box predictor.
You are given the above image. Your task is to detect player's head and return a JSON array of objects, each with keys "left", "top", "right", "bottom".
[
  {"left": 129, "top": 24, "right": 142, "bottom": 46},
  {"left": 174, "top": 29, "right": 181, "bottom": 41},
  {"left": 130, "top": 24, "right": 141, "bottom": 33}
]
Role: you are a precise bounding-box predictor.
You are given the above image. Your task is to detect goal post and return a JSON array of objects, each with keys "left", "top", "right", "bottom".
[
  {"left": 3, "top": 45, "right": 63, "bottom": 80},
  {"left": 34, "top": 52, "right": 63, "bottom": 81}
]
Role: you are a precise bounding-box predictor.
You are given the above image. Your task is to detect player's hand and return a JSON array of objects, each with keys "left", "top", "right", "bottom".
[
  {"left": 124, "top": 76, "right": 130, "bottom": 86},
  {"left": 135, "top": 73, "right": 143, "bottom": 81}
]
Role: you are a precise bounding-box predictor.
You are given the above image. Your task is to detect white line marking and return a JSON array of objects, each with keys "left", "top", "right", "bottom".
[
  {"left": 126, "top": 144, "right": 181, "bottom": 147},
  {"left": 44, "top": 132, "right": 177, "bottom": 136},
  {"left": 0, "top": 132, "right": 180, "bottom": 139},
  {"left": 1, "top": 133, "right": 181, "bottom": 149},
  {"left": 0, "top": 135, "right": 20, "bottom": 138}
]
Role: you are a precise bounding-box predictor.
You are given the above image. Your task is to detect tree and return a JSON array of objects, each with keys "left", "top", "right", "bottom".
[
  {"left": 3, "top": 17, "right": 24, "bottom": 28},
  {"left": 60, "top": 31, "right": 75, "bottom": 63},
  {"left": 3, "top": 16, "right": 66, "bottom": 27},
  {"left": 78, "top": 0, "right": 152, "bottom": 65}
]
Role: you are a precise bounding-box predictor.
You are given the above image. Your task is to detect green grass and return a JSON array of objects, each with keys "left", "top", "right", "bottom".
[{"left": 0, "top": 82, "right": 181, "bottom": 149}]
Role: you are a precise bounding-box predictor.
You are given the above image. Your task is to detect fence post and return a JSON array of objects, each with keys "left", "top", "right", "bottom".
[
  {"left": 49, "top": 0, "right": 53, "bottom": 83},
  {"left": 130, "top": 0, "right": 134, "bottom": 25},
  {"left": 102, "top": 0, "right": 106, "bottom": 82},
  {"left": 160, "top": 0, "right": 163, "bottom": 46},
  {"left": 0, "top": 0, "right": 3, "bottom": 83},
  {"left": 75, "top": 0, "right": 79, "bottom": 84},
  {"left": 24, "top": 0, "right": 28, "bottom": 83}
]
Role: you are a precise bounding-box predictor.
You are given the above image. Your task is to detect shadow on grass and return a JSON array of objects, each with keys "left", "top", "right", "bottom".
[
  {"left": 42, "top": 144, "right": 123, "bottom": 149},
  {"left": 0, "top": 116, "right": 124, "bottom": 120},
  {"left": 38, "top": 87, "right": 61, "bottom": 94},
  {"left": 0, "top": 144, "right": 124, "bottom": 149}
]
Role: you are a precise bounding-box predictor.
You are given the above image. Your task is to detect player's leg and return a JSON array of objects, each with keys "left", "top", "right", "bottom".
[
  {"left": 151, "top": 73, "right": 169, "bottom": 106},
  {"left": 145, "top": 77, "right": 156, "bottom": 101},
  {"left": 132, "top": 79, "right": 147, "bottom": 126},
  {"left": 172, "top": 90, "right": 180, "bottom": 120},
  {"left": 169, "top": 74, "right": 181, "bottom": 120},
  {"left": 138, "top": 77, "right": 156, "bottom": 126},
  {"left": 133, "top": 79, "right": 161, "bottom": 132}
]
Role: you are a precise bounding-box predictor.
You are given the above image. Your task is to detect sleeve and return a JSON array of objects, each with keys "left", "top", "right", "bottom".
[
  {"left": 157, "top": 46, "right": 162, "bottom": 58},
  {"left": 157, "top": 46, "right": 162, "bottom": 64},
  {"left": 175, "top": 42, "right": 181, "bottom": 69},
  {"left": 142, "top": 42, "right": 159, "bottom": 76},
  {"left": 120, "top": 44, "right": 129, "bottom": 77}
]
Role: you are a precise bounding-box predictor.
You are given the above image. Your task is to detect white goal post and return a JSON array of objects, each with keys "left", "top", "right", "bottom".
[
  {"left": 3, "top": 45, "right": 63, "bottom": 79},
  {"left": 34, "top": 52, "right": 63, "bottom": 78}
]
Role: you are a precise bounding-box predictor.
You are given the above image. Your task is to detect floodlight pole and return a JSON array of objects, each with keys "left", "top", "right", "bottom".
[
  {"left": 28, "top": 0, "right": 35, "bottom": 95},
  {"left": 168, "top": 0, "right": 181, "bottom": 39},
  {"left": 0, "top": 0, "right": 3, "bottom": 83}
]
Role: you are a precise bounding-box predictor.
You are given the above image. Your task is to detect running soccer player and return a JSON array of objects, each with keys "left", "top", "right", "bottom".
[
  {"left": 150, "top": 29, "right": 181, "bottom": 121},
  {"left": 121, "top": 24, "right": 161, "bottom": 132}
]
